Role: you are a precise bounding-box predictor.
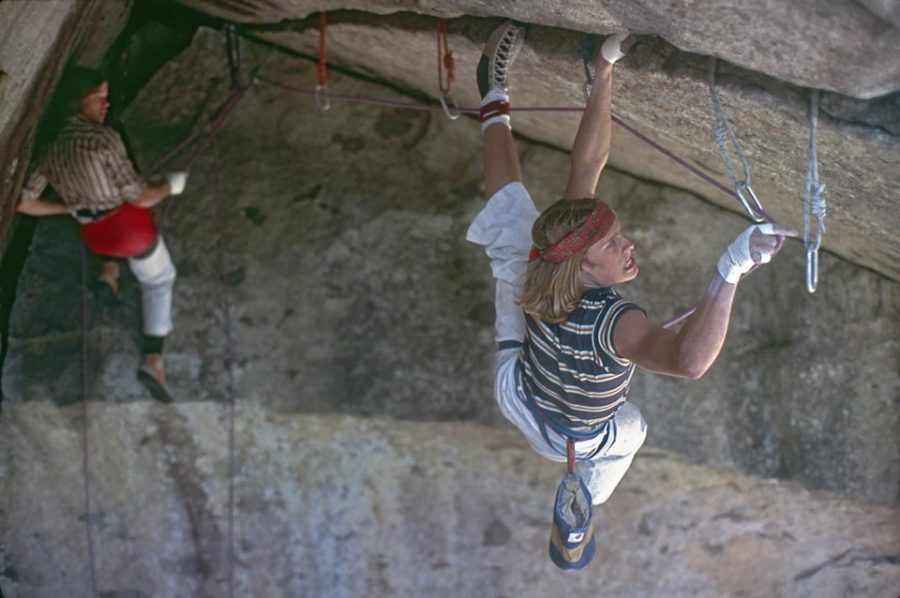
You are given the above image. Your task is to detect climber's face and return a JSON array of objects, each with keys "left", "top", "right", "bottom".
[
  {"left": 80, "top": 81, "right": 110, "bottom": 124},
  {"left": 579, "top": 219, "right": 639, "bottom": 287}
]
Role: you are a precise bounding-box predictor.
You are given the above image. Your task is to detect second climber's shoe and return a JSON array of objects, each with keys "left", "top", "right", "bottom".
[
  {"left": 477, "top": 21, "right": 526, "bottom": 98},
  {"left": 137, "top": 361, "right": 173, "bottom": 403},
  {"left": 89, "top": 277, "right": 123, "bottom": 308}
]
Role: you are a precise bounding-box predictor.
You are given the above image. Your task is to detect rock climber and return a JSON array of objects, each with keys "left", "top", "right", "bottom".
[
  {"left": 468, "top": 22, "right": 797, "bottom": 506},
  {"left": 16, "top": 66, "right": 188, "bottom": 402}
]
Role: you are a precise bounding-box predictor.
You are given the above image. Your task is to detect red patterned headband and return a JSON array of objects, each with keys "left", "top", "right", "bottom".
[{"left": 529, "top": 201, "right": 617, "bottom": 264}]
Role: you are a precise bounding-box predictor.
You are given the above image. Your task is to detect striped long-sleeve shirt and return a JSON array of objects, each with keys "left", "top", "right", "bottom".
[
  {"left": 519, "top": 287, "right": 644, "bottom": 437},
  {"left": 22, "top": 115, "right": 144, "bottom": 211}
]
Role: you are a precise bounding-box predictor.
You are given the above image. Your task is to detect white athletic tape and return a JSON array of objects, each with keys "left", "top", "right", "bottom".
[
  {"left": 166, "top": 172, "right": 188, "bottom": 196},
  {"left": 601, "top": 33, "right": 628, "bottom": 65}
]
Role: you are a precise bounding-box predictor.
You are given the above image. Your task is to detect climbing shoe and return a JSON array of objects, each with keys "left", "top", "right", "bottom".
[
  {"left": 89, "top": 277, "right": 123, "bottom": 308},
  {"left": 477, "top": 21, "right": 525, "bottom": 98},
  {"left": 137, "top": 361, "right": 173, "bottom": 403}
]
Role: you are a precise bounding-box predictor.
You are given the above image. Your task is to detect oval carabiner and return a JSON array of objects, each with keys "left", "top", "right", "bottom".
[
  {"left": 439, "top": 92, "right": 460, "bottom": 120},
  {"left": 315, "top": 84, "right": 330, "bottom": 110},
  {"left": 805, "top": 245, "right": 819, "bottom": 293},
  {"left": 735, "top": 181, "right": 766, "bottom": 223}
]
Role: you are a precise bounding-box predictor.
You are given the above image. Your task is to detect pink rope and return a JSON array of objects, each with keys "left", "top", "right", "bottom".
[
  {"left": 211, "top": 132, "right": 237, "bottom": 598},
  {"left": 79, "top": 245, "right": 100, "bottom": 597},
  {"left": 254, "top": 75, "right": 741, "bottom": 206},
  {"left": 254, "top": 75, "right": 770, "bottom": 328}
]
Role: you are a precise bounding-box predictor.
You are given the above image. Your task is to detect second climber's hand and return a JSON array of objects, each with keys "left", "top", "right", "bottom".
[
  {"left": 718, "top": 223, "right": 799, "bottom": 283},
  {"left": 166, "top": 171, "right": 189, "bottom": 196}
]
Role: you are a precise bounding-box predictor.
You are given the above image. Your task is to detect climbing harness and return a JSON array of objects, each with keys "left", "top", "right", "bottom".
[
  {"left": 803, "top": 89, "right": 826, "bottom": 293},
  {"left": 436, "top": 20, "right": 460, "bottom": 119},
  {"left": 315, "top": 12, "right": 330, "bottom": 110}
]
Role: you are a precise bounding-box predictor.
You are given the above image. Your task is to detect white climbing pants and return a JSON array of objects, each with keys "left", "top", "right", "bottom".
[
  {"left": 467, "top": 181, "right": 647, "bottom": 505},
  {"left": 128, "top": 236, "right": 176, "bottom": 337}
]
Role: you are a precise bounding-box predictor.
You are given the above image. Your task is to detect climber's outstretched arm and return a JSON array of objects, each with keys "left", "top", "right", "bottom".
[{"left": 564, "top": 54, "right": 614, "bottom": 200}]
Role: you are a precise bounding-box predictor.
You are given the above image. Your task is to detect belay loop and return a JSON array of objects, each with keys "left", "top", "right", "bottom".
[
  {"left": 315, "top": 12, "right": 330, "bottom": 110},
  {"left": 436, "top": 20, "right": 459, "bottom": 119},
  {"left": 708, "top": 58, "right": 767, "bottom": 223},
  {"left": 566, "top": 437, "right": 576, "bottom": 474},
  {"left": 803, "top": 89, "right": 826, "bottom": 293}
]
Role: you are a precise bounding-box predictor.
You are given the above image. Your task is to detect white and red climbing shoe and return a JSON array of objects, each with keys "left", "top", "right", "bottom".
[{"left": 477, "top": 21, "right": 526, "bottom": 98}]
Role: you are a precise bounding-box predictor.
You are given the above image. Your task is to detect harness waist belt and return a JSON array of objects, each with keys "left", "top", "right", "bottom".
[{"left": 79, "top": 202, "right": 158, "bottom": 258}]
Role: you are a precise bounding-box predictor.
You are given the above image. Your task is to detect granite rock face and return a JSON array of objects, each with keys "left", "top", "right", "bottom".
[
  {"left": 177, "top": 0, "right": 900, "bottom": 98},
  {"left": 1, "top": 25, "right": 899, "bottom": 597},
  {"left": 242, "top": 13, "right": 900, "bottom": 284},
  {"left": 1, "top": 404, "right": 899, "bottom": 597},
  {"left": 4, "top": 2, "right": 900, "bottom": 280}
]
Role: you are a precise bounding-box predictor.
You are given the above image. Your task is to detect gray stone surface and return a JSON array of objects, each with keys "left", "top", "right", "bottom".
[
  {"left": 1, "top": 403, "right": 899, "bottom": 597},
  {"left": 5, "top": 29, "right": 899, "bottom": 500},
  {"left": 176, "top": 0, "right": 900, "bottom": 98},
  {"left": 245, "top": 15, "right": 900, "bottom": 282},
  {"left": 2, "top": 28, "right": 899, "bottom": 595}
]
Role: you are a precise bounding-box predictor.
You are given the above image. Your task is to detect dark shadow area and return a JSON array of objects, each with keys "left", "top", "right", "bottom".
[{"left": 0, "top": 0, "right": 221, "bottom": 407}]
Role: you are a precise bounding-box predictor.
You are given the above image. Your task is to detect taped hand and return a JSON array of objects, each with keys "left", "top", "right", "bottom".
[
  {"left": 717, "top": 223, "right": 797, "bottom": 283},
  {"left": 166, "top": 171, "right": 189, "bottom": 196}
]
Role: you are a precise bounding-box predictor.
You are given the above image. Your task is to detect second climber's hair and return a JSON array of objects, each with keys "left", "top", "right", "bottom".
[{"left": 53, "top": 66, "right": 106, "bottom": 121}]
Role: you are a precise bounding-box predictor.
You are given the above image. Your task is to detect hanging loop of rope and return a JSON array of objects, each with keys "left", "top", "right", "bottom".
[
  {"left": 803, "top": 89, "right": 826, "bottom": 293},
  {"left": 708, "top": 58, "right": 767, "bottom": 223},
  {"left": 225, "top": 23, "right": 242, "bottom": 90},
  {"left": 315, "top": 12, "right": 330, "bottom": 110},
  {"left": 436, "top": 20, "right": 459, "bottom": 120}
]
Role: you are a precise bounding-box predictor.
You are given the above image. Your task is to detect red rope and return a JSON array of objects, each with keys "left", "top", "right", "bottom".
[
  {"left": 79, "top": 245, "right": 100, "bottom": 597},
  {"left": 211, "top": 132, "right": 237, "bottom": 598},
  {"left": 437, "top": 20, "right": 454, "bottom": 94},
  {"left": 317, "top": 12, "right": 327, "bottom": 87},
  {"left": 254, "top": 75, "right": 740, "bottom": 201}
]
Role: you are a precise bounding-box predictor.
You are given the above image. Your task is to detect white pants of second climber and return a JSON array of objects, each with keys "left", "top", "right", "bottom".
[
  {"left": 128, "top": 235, "right": 176, "bottom": 338},
  {"left": 467, "top": 181, "right": 647, "bottom": 505}
]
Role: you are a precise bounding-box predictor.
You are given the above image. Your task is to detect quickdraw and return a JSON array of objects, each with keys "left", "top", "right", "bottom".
[
  {"left": 436, "top": 20, "right": 459, "bottom": 119},
  {"left": 803, "top": 89, "right": 826, "bottom": 293}
]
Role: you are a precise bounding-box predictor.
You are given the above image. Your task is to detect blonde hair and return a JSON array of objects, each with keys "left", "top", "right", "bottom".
[{"left": 519, "top": 197, "right": 597, "bottom": 323}]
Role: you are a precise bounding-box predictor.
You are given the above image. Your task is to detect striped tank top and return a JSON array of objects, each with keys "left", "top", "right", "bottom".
[{"left": 518, "top": 287, "right": 644, "bottom": 437}]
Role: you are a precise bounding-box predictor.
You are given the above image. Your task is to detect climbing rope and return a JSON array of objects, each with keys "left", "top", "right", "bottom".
[
  {"left": 803, "top": 89, "right": 826, "bottom": 293},
  {"left": 79, "top": 245, "right": 100, "bottom": 598},
  {"left": 225, "top": 24, "right": 242, "bottom": 90},
  {"left": 660, "top": 59, "right": 788, "bottom": 328},
  {"left": 316, "top": 12, "right": 330, "bottom": 110},
  {"left": 436, "top": 20, "right": 459, "bottom": 119},
  {"left": 211, "top": 131, "right": 238, "bottom": 598},
  {"left": 254, "top": 73, "right": 746, "bottom": 206}
]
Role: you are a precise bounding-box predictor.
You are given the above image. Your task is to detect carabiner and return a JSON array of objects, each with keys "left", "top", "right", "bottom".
[
  {"left": 439, "top": 92, "right": 460, "bottom": 120},
  {"left": 734, "top": 180, "right": 766, "bottom": 223},
  {"left": 805, "top": 245, "right": 819, "bottom": 293},
  {"left": 315, "top": 84, "right": 330, "bottom": 110}
]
